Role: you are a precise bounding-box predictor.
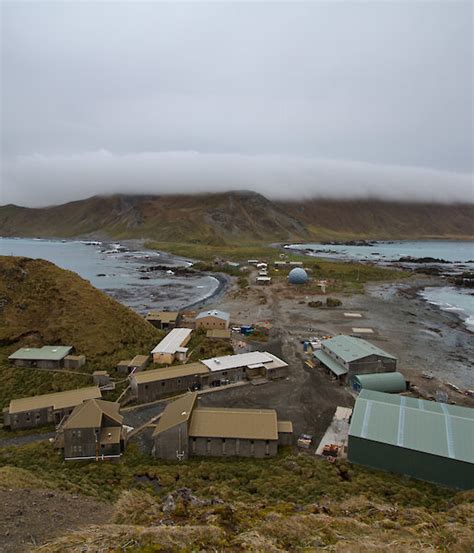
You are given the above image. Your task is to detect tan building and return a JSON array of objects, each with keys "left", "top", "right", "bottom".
[
  {"left": 63, "top": 354, "right": 86, "bottom": 369},
  {"left": 153, "top": 393, "right": 293, "bottom": 460},
  {"left": 151, "top": 328, "right": 193, "bottom": 364},
  {"left": 130, "top": 351, "right": 289, "bottom": 403},
  {"left": 60, "top": 399, "right": 125, "bottom": 461},
  {"left": 206, "top": 329, "right": 231, "bottom": 340},
  {"left": 145, "top": 311, "right": 180, "bottom": 330},
  {"left": 195, "top": 310, "right": 230, "bottom": 331},
  {"left": 130, "top": 363, "right": 209, "bottom": 403},
  {"left": 116, "top": 355, "right": 150, "bottom": 376},
  {"left": 201, "top": 351, "right": 289, "bottom": 384},
  {"left": 3, "top": 387, "right": 102, "bottom": 430}
]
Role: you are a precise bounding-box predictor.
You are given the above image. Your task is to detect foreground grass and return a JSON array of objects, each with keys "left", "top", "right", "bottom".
[{"left": 1, "top": 442, "right": 472, "bottom": 552}]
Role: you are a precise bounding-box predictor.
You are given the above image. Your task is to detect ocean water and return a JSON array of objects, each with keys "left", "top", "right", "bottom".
[
  {"left": 420, "top": 287, "right": 474, "bottom": 332},
  {"left": 289, "top": 240, "right": 474, "bottom": 266},
  {"left": 289, "top": 240, "right": 474, "bottom": 331},
  {"left": 0, "top": 238, "right": 219, "bottom": 312}
]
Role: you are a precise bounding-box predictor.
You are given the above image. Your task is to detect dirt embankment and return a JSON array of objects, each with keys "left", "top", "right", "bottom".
[{"left": 0, "top": 488, "right": 113, "bottom": 553}]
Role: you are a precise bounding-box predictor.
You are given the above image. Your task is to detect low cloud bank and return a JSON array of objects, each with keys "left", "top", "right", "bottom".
[{"left": 2, "top": 150, "right": 473, "bottom": 207}]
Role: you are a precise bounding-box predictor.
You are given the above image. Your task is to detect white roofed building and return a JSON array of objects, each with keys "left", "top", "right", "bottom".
[{"left": 151, "top": 328, "right": 193, "bottom": 364}]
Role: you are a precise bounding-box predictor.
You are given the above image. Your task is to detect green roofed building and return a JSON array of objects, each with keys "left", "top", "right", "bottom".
[
  {"left": 350, "top": 372, "right": 406, "bottom": 394},
  {"left": 348, "top": 390, "right": 474, "bottom": 489},
  {"left": 9, "top": 345, "right": 73, "bottom": 369},
  {"left": 314, "top": 335, "right": 397, "bottom": 383}
]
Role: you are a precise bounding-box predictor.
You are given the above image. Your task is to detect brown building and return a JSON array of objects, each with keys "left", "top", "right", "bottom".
[
  {"left": 195, "top": 310, "right": 230, "bottom": 331},
  {"left": 3, "top": 387, "right": 102, "bottom": 430},
  {"left": 153, "top": 393, "right": 293, "bottom": 460},
  {"left": 151, "top": 328, "right": 193, "bottom": 365},
  {"left": 206, "top": 329, "right": 231, "bottom": 340},
  {"left": 63, "top": 354, "right": 86, "bottom": 369},
  {"left": 8, "top": 346, "right": 73, "bottom": 369},
  {"left": 201, "top": 351, "right": 289, "bottom": 384},
  {"left": 130, "top": 363, "right": 208, "bottom": 403},
  {"left": 146, "top": 311, "right": 180, "bottom": 330},
  {"left": 130, "top": 351, "right": 289, "bottom": 403},
  {"left": 60, "top": 399, "right": 125, "bottom": 461},
  {"left": 116, "top": 355, "right": 150, "bottom": 376},
  {"left": 92, "top": 370, "right": 113, "bottom": 388}
]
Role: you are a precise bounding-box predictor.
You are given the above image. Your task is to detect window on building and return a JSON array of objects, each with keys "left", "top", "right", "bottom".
[{"left": 161, "top": 381, "right": 165, "bottom": 386}]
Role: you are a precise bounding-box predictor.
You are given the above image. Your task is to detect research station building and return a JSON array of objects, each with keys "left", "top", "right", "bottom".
[
  {"left": 348, "top": 390, "right": 474, "bottom": 490},
  {"left": 153, "top": 393, "right": 293, "bottom": 460},
  {"left": 8, "top": 345, "right": 73, "bottom": 369},
  {"left": 60, "top": 399, "right": 125, "bottom": 461},
  {"left": 129, "top": 351, "right": 289, "bottom": 404},
  {"left": 195, "top": 310, "right": 230, "bottom": 331},
  {"left": 151, "top": 328, "right": 193, "bottom": 364},
  {"left": 314, "top": 335, "right": 397, "bottom": 383},
  {"left": 3, "top": 387, "right": 102, "bottom": 430}
]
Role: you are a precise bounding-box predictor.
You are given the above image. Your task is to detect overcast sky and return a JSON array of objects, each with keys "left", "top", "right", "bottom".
[{"left": 1, "top": 1, "right": 473, "bottom": 206}]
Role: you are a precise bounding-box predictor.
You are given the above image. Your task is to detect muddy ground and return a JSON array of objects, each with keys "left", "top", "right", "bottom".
[{"left": 0, "top": 488, "right": 113, "bottom": 553}]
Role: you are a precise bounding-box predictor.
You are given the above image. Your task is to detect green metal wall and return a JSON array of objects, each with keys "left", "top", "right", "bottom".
[{"left": 348, "top": 436, "right": 474, "bottom": 490}]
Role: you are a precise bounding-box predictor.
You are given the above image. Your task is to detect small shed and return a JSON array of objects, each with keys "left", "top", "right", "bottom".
[
  {"left": 64, "top": 354, "right": 86, "bottom": 369},
  {"left": 93, "top": 370, "right": 111, "bottom": 387},
  {"left": 350, "top": 372, "right": 406, "bottom": 394},
  {"left": 117, "top": 360, "right": 132, "bottom": 375}
]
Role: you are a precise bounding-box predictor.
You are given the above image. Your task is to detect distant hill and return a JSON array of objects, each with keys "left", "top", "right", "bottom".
[
  {"left": 0, "top": 256, "right": 161, "bottom": 367},
  {"left": 278, "top": 198, "right": 474, "bottom": 240},
  {"left": 1, "top": 192, "right": 473, "bottom": 241}
]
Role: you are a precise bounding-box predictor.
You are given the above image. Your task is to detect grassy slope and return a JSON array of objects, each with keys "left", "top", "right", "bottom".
[
  {"left": 279, "top": 199, "right": 474, "bottom": 240},
  {"left": 1, "top": 443, "right": 472, "bottom": 551},
  {"left": 1, "top": 193, "right": 473, "bottom": 242},
  {"left": 0, "top": 256, "right": 162, "bottom": 407}
]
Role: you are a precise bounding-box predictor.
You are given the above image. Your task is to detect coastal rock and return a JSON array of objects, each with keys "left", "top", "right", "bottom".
[{"left": 398, "top": 256, "right": 450, "bottom": 264}]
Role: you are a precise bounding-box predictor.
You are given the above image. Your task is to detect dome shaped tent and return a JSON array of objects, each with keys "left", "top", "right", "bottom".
[{"left": 288, "top": 267, "right": 308, "bottom": 284}]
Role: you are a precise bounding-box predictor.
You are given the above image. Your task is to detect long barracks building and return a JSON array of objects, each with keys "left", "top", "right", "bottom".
[{"left": 130, "top": 351, "right": 289, "bottom": 404}]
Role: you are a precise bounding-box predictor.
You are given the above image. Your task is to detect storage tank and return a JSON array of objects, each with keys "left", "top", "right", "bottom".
[{"left": 288, "top": 267, "right": 308, "bottom": 284}]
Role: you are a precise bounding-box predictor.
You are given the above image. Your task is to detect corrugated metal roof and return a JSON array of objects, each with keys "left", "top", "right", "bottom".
[
  {"left": 9, "top": 346, "right": 73, "bottom": 361},
  {"left": 130, "top": 355, "right": 149, "bottom": 366},
  {"left": 189, "top": 407, "right": 278, "bottom": 440},
  {"left": 196, "top": 310, "right": 230, "bottom": 321},
  {"left": 151, "top": 328, "right": 192, "bottom": 354},
  {"left": 349, "top": 390, "right": 474, "bottom": 464},
  {"left": 146, "top": 311, "right": 179, "bottom": 322},
  {"left": 153, "top": 393, "right": 198, "bottom": 436},
  {"left": 132, "top": 363, "right": 209, "bottom": 384},
  {"left": 277, "top": 420, "right": 294, "bottom": 433},
  {"left": 8, "top": 387, "right": 101, "bottom": 414},
  {"left": 321, "top": 336, "right": 396, "bottom": 362},
  {"left": 351, "top": 372, "right": 406, "bottom": 393},
  {"left": 63, "top": 399, "right": 122, "bottom": 429},
  {"left": 314, "top": 350, "right": 348, "bottom": 376},
  {"left": 201, "top": 351, "right": 286, "bottom": 373}
]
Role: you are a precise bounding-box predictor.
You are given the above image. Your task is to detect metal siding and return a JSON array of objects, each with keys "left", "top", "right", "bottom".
[{"left": 348, "top": 436, "right": 474, "bottom": 490}]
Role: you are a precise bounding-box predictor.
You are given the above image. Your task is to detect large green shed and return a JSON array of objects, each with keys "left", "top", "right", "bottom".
[
  {"left": 350, "top": 372, "right": 406, "bottom": 393},
  {"left": 348, "top": 390, "right": 474, "bottom": 490}
]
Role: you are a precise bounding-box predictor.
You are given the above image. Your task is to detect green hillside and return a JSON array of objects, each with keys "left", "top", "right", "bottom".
[
  {"left": 1, "top": 192, "right": 473, "bottom": 242},
  {"left": 0, "top": 256, "right": 162, "bottom": 407}
]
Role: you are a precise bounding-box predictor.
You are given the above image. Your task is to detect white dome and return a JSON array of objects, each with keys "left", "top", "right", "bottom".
[{"left": 288, "top": 267, "right": 308, "bottom": 284}]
